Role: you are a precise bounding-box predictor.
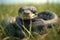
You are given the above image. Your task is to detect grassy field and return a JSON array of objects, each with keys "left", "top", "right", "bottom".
[{"left": 0, "top": 3, "right": 60, "bottom": 40}]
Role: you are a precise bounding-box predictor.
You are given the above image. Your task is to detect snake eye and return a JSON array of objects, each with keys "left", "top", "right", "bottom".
[
  {"left": 27, "top": 6, "right": 37, "bottom": 14},
  {"left": 31, "top": 10, "right": 37, "bottom": 14},
  {"left": 19, "top": 8, "right": 24, "bottom": 13}
]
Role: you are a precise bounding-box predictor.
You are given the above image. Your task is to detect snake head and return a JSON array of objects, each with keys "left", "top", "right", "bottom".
[{"left": 18, "top": 6, "right": 37, "bottom": 19}]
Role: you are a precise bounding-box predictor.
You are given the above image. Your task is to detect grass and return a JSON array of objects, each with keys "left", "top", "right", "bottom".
[{"left": 0, "top": 3, "right": 60, "bottom": 40}]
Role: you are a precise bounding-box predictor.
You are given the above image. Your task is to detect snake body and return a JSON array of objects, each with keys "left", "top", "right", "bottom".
[{"left": 2, "top": 6, "right": 58, "bottom": 38}]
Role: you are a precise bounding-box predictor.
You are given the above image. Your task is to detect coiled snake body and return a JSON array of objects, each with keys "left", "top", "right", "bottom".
[{"left": 2, "top": 6, "right": 58, "bottom": 38}]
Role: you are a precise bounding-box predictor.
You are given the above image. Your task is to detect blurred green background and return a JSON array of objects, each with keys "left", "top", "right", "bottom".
[{"left": 0, "top": 1, "right": 60, "bottom": 40}]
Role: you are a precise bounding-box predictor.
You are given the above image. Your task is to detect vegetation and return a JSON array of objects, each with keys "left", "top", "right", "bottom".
[{"left": 0, "top": 3, "right": 60, "bottom": 40}]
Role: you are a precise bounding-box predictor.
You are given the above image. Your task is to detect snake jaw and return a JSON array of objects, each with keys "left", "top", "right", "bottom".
[{"left": 19, "top": 10, "right": 37, "bottom": 19}]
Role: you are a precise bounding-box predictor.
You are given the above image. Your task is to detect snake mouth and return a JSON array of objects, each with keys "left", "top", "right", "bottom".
[
  {"left": 19, "top": 10, "right": 37, "bottom": 19},
  {"left": 23, "top": 13, "right": 37, "bottom": 19}
]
